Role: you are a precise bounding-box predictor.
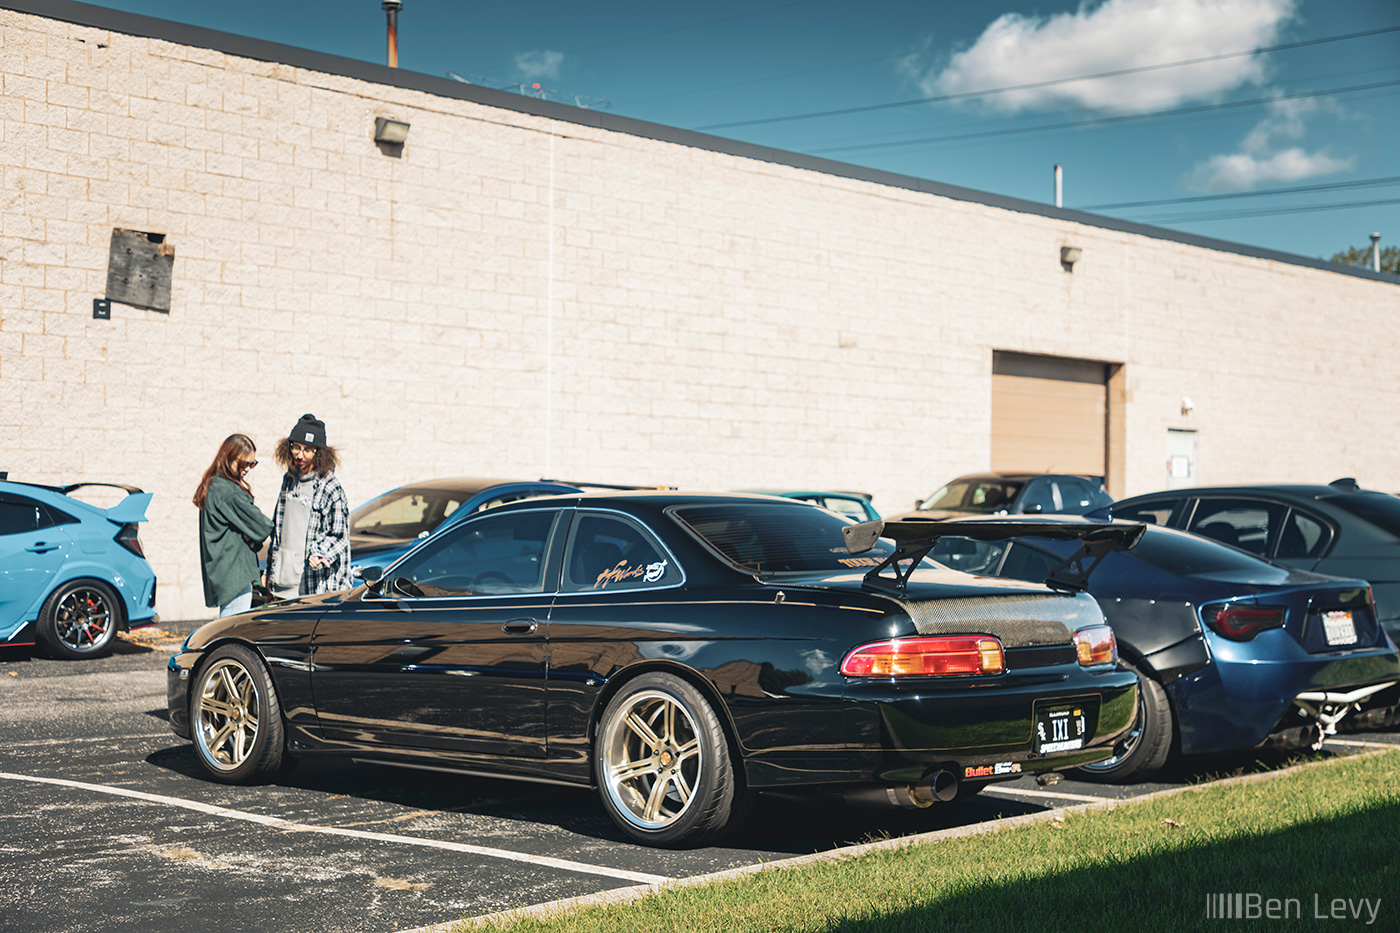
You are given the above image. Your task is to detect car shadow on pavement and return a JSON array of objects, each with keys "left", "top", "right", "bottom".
[{"left": 138, "top": 741, "right": 1367, "bottom": 858}]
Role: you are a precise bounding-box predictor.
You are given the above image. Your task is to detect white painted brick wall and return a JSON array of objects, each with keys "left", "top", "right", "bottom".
[{"left": 1, "top": 8, "right": 1398, "bottom": 621}]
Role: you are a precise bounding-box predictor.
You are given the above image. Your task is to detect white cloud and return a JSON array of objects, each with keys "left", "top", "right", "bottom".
[
  {"left": 1186, "top": 99, "right": 1354, "bottom": 189},
  {"left": 918, "top": 0, "right": 1299, "bottom": 114},
  {"left": 1186, "top": 148, "right": 1353, "bottom": 189},
  {"left": 514, "top": 50, "right": 563, "bottom": 80}
]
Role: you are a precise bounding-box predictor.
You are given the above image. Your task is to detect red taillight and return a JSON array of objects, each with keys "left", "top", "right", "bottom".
[
  {"left": 115, "top": 523, "right": 145, "bottom": 558},
  {"left": 1210, "top": 605, "right": 1285, "bottom": 641},
  {"left": 1074, "top": 625, "right": 1118, "bottom": 665},
  {"left": 841, "top": 636, "right": 1005, "bottom": 677}
]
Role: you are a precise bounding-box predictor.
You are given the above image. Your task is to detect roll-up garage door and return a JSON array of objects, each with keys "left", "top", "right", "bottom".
[{"left": 991, "top": 352, "right": 1107, "bottom": 475}]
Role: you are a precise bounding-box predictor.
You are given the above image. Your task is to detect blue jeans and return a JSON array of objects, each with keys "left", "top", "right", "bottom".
[{"left": 220, "top": 586, "right": 253, "bottom": 618}]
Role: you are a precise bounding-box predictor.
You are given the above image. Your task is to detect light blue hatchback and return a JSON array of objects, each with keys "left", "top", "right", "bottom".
[{"left": 0, "top": 479, "right": 158, "bottom": 658}]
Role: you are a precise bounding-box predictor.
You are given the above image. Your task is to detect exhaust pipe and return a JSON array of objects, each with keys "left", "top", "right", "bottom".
[
  {"left": 1346, "top": 704, "right": 1400, "bottom": 731},
  {"left": 1261, "top": 723, "right": 1323, "bottom": 751},
  {"left": 842, "top": 769, "right": 959, "bottom": 809}
]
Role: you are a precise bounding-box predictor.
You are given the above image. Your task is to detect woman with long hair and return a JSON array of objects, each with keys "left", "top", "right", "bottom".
[{"left": 194, "top": 433, "right": 274, "bottom": 617}]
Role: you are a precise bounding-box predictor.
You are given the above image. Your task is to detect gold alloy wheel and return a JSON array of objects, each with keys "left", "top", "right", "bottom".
[
  {"left": 196, "top": 658, "right": 262, "bottom": 772},
  {"left": 600, "top": 689, "right": 704, "bottom": 830}
]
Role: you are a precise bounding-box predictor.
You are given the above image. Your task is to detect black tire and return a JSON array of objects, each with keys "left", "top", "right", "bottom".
[
  {"left": 190, "top": 644, "right": 286, "bottom": 784},
  {"left": 1072, "top": 658, "right": 1173, "bottom": 783},
  {"left": 594, "top": 672, "right": 742, "bottom": 847},
  {"left": 36, "top": 580, "right": 121, "bottom": 659}
]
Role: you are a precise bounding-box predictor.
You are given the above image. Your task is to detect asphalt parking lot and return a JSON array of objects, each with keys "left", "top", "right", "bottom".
[{"left": 3, "top": 622, "right": 1397, "bottom": 933}]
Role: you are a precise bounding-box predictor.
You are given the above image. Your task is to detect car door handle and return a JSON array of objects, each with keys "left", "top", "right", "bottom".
[
  {"left": 502, "top": 619, "right": 538, "bottom": 635},
  {"left": 26, "top": 542, "right": 59, "bottom": 553}
]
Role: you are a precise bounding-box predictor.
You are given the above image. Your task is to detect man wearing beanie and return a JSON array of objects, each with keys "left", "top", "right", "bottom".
[{"left": 265, "top": 414, "right": 352, "bottom": 598}]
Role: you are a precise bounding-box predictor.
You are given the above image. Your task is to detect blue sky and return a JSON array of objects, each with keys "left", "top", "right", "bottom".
[{"left": 72, "top": 0, "right": 1400, "bottom": 262}]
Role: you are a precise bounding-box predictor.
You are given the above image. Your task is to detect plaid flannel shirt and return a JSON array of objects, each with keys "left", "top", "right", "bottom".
[{"left": 268, "top": 470, "right": 352, "bottom": 594}]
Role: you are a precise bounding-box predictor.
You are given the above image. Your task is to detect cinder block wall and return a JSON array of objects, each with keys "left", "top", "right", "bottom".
[{"left": 2, "top": 7, "right": 1397, "bottom": 620}]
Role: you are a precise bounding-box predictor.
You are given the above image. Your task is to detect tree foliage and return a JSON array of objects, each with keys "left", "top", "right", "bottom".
[{"left": 1328, "top": 243, "right": 1399, "bottom": 275}]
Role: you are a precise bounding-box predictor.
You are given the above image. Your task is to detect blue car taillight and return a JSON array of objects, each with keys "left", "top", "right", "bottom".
[
  {"left": 1210, "top": 605, "right": 1286, "bottom": 641},
  {"left": 115, "top": 522, "right": 145, "bottom": 558}
]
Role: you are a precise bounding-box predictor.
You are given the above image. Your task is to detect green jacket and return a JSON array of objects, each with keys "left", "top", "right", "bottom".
[{"left": 199, "top": 475, "right": 275, "bottom": 608}]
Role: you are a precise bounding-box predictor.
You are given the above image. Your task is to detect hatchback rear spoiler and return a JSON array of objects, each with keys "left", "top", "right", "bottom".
[{"left": 842, "top": 518, "right": 1144, "bottom": 595}]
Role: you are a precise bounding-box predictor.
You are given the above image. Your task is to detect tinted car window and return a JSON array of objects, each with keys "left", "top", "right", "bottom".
[
  {"left": 385, "top": 509, "right": 557, "bottom": 597},
  {"left": 1275, "top": 509, "right": 1329, "bottom": 559},
  {"left": 1019, "top": 479, "right": 1058, "bottom": 513},
  {"left": 1114, "top": 500, "right": 1176, "bottom": 526},
  {"left": 0, "top": 497, "right": 42, "bottom": 536},
  {"left": 564, "top": 513, "right": 680, "bottom": 592},
  {"left": 674, "top": 503, "right": 895, "bottom": 574},
  {"left": 1058, "top": 478, "right": 1112, "bottom": 513},
  {"left": 1188, "top": 499, "right": 1284, "bottom": 557}
]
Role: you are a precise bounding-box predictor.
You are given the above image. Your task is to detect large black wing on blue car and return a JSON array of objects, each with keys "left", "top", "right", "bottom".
[{"left": 842, "top": 517, "right": 1144, "bottom": 594}]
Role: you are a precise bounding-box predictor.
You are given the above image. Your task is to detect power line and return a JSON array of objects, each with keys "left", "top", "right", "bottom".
[
  {"left": 697, "top": 24, "right": 1400, "bottom": 131},
  {"left": 804, "top": 79, "right": 1400, "bottom": 155},
  {"left": 1138, "top": 197, "right": 1400, "bottom": 225},
  {"left": 1084, "top": 176, "right": 1400, "bottom": 211}
]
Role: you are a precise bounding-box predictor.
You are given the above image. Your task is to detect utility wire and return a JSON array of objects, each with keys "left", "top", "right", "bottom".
[
  {"left": 697, "top": 24, "right": 1400, "bottom": 130},
  {"left": 804, "top": 79, "right": 1400, "bottom": 154},
  {"left": 1139, "top": 197, "right": 1400, "bottom": 225},
  {"left": 1085, "top": 176, "right": 1400, "bottom": 211}
]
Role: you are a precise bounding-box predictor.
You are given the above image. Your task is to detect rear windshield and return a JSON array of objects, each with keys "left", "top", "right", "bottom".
[
  {"left": 671, "top": 503, "right": 893, "bottom": 574},
  {"left": 1329, "top": 493, "right": 1400, "bottom": 539},
  {"left": 1130, "top": 527, "right": 1279, "bottom": 577}
]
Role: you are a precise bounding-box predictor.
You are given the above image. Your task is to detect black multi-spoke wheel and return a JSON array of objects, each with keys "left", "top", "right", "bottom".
[
  {"left": 595, "top": 673, "right": 743, "bottom": 847},
  {"left": 191, "top": 644, "right": 285, "bottom": 784},
  {"left": 37, "top": 580, "right": 120, "bottom": 659},
  {"left": 1072, "top": 659, "right": 1173, "bottom": 782}
]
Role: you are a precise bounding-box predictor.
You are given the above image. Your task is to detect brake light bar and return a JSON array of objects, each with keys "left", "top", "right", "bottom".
[
  {"left": 1074, "top": 625, "right": 1118, "bottom": 665},
  {"left": 1210, "top": 605, "right": 1286, "bottom": 641},
  {"left": 841, "top": 636, "right": 1005, "bottom": 677}
]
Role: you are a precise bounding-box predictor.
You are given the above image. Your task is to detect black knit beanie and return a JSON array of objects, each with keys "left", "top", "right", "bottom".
[{"left": 289, "top": 413, "right": 326, "bottom": 448}]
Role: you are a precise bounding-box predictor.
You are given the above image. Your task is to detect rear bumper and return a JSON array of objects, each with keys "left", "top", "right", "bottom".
[
  {"left": 829, "top": 664, "right": 1140, "bottom": 786},
  {"left": 1172, "top": 648, "right": 1400, "bottom": 754}
]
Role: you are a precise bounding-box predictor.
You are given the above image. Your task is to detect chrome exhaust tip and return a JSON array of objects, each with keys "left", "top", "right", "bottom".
[{"left": 840, "top": 769, "right": 959, "bottom": 810}]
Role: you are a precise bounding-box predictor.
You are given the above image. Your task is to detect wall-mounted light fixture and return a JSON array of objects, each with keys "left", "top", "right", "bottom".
[
  {"left": 1060, "top": 245, "right": 1082, "bottom": 272},
  {"left": 373, "top": 116, "right": 411, "bottom": 146}
]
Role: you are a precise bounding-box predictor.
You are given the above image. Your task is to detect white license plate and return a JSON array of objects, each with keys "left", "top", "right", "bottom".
[{"left": 1322, "top": 610, "right": 1357, "bottom": 646}]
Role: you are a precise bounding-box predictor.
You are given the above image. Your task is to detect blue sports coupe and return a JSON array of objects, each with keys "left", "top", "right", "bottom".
[
  {"left": 0, "top": 479, "right": 158, "bottom": 658},
  {"left": 931, "top": 517, "right": 1400, "bottom": 781}
]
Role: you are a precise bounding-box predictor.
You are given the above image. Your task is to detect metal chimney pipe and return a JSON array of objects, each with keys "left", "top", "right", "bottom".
[
  {"left": 1054, "top": 164, "right": 1063, "bottom": 208},
  {"left": 1371, "top": 232, "right": 1381, "bottom": 273},
  {"left": 383, "top": 0, "right": 402, "bottom": 68}
]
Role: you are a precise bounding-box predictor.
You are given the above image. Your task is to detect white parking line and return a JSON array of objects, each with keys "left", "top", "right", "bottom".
[
  {"left": 0, "top": 771, "right": 671, "bottom": 886},
  {"left": 1, "top": 733, "right": 170, "bottom": 749},
  {"left": 981, "top": 785, "right": 1113, "bottom": 803}
]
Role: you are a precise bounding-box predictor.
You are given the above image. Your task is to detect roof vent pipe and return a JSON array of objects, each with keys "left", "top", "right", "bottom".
[
  {"left": 383, "top": 1, "right": 402, "bottom": 68},
  {"left": 1371, "top": 233, "right": 1381, "bottom": 273},
  {"left": 1054, "top": 164, "right": 1063, "bottom": 208}
]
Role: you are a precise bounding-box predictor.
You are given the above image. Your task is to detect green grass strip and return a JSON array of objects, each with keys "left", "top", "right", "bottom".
[{"left": 459, "top": 750, "right": 1399, "bottom": 932}]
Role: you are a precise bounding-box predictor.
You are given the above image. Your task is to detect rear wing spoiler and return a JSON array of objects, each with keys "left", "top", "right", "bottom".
[
  {"left": 20, "top": 481, "right": 151, "bottom": 524},
  {"left": 842, "top": 518, "right": 1145, "bottom": 595}
]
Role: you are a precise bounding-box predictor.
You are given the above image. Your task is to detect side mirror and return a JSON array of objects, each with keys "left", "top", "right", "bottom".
[
  {"left": 359, "top": 566, "right": 383, "bottom": 583},
  {"left": 914, "top": 498, "right": 924, "bottom": 510},
  {"left": 1023, "top": 503, "right": 1044, "bottom": 514}
]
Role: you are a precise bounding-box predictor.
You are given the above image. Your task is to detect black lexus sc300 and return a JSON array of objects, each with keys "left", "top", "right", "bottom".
[{"left": 168, "top": 492, "right": 1141, "bottom": 847}]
